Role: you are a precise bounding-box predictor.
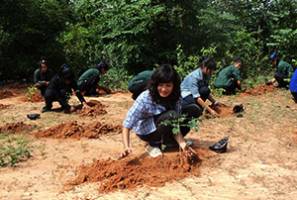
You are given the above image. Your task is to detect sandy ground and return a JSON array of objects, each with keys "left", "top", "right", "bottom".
[{"left": 1, "top": 87, "right": 297, "bottom": 200}]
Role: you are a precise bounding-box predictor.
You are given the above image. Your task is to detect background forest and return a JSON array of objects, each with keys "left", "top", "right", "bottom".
[{"left": 1, "top": 0, "right": 297, "bottom": 89}]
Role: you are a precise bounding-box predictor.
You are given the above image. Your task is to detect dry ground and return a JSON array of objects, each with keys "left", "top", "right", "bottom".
[{"left": 1, "top": 86, "right": 297, "bottom": 200}]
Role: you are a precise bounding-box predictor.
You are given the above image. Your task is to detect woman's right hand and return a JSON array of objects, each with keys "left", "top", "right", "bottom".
[
  {"left": 209, "top": 108, "right": 219, "bottom": 117},
  {"left": 119, "top": 147, "right": 132, "bottom": 159}
]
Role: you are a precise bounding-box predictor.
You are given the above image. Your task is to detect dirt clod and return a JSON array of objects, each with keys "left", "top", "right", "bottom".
[
  {"left": 34, "top": 121, "right": 121, "bottom": 139},
  {"left": 0, "top": 90, "right": 15, "bottom": 100},
  {"left": 0, "top": 122, "right": 33, "bottom": 133},
  {"left": 0, "top": 104, "right": 10, "bottom": 110},
  {"left": 240, "top": 84, "right": 275, "bottom": 96},
  {"left": 211, "top": 104, "right": 234, "bottom": 117},
  {"left": 77, "top": 100, "right": 107, "bottom": 117},
  {"left": 69, "top": 148, "right": 211, "bottom": 193}
]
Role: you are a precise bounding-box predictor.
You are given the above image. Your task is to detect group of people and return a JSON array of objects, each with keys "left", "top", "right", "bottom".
[
  {"left": 123, "top": 54, "right": 297, "bottom": 158},
  {"left": 123, "top": 57, "right": 241, "bottom": 158},
  {"left": 33, "top": 58, "right": 110, "bottom": 113},
  {"left": 33, "top": 53, "right": 297, "bottom": 158}
]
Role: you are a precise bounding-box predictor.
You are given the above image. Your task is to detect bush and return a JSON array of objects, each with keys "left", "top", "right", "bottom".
[{"left": 0, "top": 134, "right": 31, "bottom": 167}]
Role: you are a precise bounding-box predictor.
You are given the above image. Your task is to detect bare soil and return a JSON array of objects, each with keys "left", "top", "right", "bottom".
[
  {"left": 34, "top": 121, "right": 121, "bottom": 139},
  {"left": 69, "top": 148, "right": 211, "bottom": 193},
  {"left": 0, "top": 104, "right": 9, "bottom": 110},
  {"left": 0, "top": 122, "right": 34, "bottom": 133},
  {"left": 76, "top": 100, "right": 107, "bottom": 117},
  {"left": 0, "top": 90, "right": 15, "bottom": 100},
  {"left": 240, "top": 84, "right": 275, "bottom": 96}
]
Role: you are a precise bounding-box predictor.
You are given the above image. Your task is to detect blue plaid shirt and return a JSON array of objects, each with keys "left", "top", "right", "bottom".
[
  {"left": 123, "top": 90, "right": 181, "bottom": 136},
  {"left": 180, "top": 68, "right": 210, "bottom": 98}
]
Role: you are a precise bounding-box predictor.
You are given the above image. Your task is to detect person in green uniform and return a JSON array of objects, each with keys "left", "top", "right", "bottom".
[
  {"left": 214, "top": 57, "right": 242, "bottom": 95},
  {"left": 128, "top": 69, "right": 154, "bottom": 100},
  {"left": 269, "top": 52, "right": 293, "bottom": 88},
  {"left": 77, "top": 61, "right": 110, "bottom": 96},
  {"left": 33, "top": 58, "right": 54, "bottom": 96}
]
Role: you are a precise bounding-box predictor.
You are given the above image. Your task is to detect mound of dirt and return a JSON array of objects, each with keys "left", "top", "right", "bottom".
[
  {"left": 0, "top": 90, "right": 15, "bottom": 100},
  {"left": 69, "top": 148, "right": 212, "bottom": 193},
  {"left": 34, "top": 121, "right": 121, "bottom": 139},
  {"left": 240, "top": 84, "right": 275, "bottom": 96},
  {"left": 0, "top": 104, "right": 10, "bottom": 110},
  {"left": 77, "top": 100, "right": 107, "bottom": 117},
  {"left": 212, "top": 104, "right": 234, "bottom": 117},
  {"left": 0, "top": 122, "right": 33, "bottom": 133}
]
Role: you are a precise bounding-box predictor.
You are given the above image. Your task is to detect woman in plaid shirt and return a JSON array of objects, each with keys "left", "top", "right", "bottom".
[{"left": 121, "top": 64, "right": 197, "bottom": 158}]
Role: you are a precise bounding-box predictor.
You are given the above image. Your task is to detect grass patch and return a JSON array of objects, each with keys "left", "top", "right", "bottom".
[{"left": 0, "top": 133, "right": 31, "bottom": 167}]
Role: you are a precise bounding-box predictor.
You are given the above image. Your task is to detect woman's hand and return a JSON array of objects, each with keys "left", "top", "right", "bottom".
[
  {"left": 119, "top": 147, "right": 132, "bottom": 159},
  {"left": 209, "top": 108, "right": 219, "bottom": 117},
  {"left": 82, "top": 101, "right": 90, "bottom": 108}
]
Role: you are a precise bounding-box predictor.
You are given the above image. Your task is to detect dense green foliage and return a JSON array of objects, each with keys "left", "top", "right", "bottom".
[{"left": 1, "top": 0, "right": 297, "bottom": 88}]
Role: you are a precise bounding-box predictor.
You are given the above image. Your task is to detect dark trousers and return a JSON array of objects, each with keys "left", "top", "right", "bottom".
[
  {"left": 275, "top": 72, "right": 289, "bottom": 88},
  {"left": 38, "top": 86, "right": 47, "bottom": 97},
  {"left": 291, "top": 92, "right": 297, "bottom": 103},
  {"left": 44, "top": 89, "right": 70, "bottom": 110},
  {"left": 223, "top": 80, "right": 237, "bottom": 94},
  {"left": 181, "top": 85, "right": 210, "bottom": 118},
  {"left": 138, "top": 110, "right": 191, "bottom": 147},
  {"left": 78, "top": 76, "right": 99, "bottom": 96}
]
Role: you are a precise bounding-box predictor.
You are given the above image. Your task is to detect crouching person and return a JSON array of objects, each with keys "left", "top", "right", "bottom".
[
  {"left": 121, "top": 64, "right": 196, "bottom": 158},
  {"left": 42, "top": 64, "right": 88, "bottom": 113},
  {"left": 33, "top": 58, "right": 53, "bottom": 96},
  {"left": 128, "top": 69, "right": 154, "bottom": 100},
  {"left": 214, "top": 57, "right": 242, "bottom": 95},
  {"left": 180, "top": 57, "right": 220, "bottom": 118},
  {"left": 269, "top": 52, "right": 293, "bottom": 88}
]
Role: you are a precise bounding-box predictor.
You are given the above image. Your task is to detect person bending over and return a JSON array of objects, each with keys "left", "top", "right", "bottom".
[
  {"left": 77, "top": 61, "right": 110, "bottom": 96},
  {"left": 214, "top": 57, "right": 242, "bottom": 95},
  {"left": 128, "top": 69, "right": 154, "bottom": 100},
  {"left": 269, "top": 52, "right": 293, "bottom": 88},
  {"left": 121, "top": 64, "right": 197, "bottom": 158},
  {"left": 42, "top": 64, "right": 88, "bottom": 113},
  {"left": 180, "top": 57, "right": 220, "bottom": 118}
]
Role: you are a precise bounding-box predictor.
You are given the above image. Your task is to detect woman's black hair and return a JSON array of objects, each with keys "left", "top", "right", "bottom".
[
  {"left": 149, "top": 64, "right": 180, "bottom": 107},
  {"left": 38, "top": 57, "right": 47, "bottom": 67},
  {"left": 59, "top": 64, "right": 74, "bottom": 80},
  {"left": 201, "top": 57, "right": 217, "bottom": 70}
]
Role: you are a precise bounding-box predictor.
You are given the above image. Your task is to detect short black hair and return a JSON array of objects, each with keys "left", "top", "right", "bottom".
[
  {"left": 149, "top": 64, "right": 181, "bottom": 106},
  {"left": 233, "top": 57, "right": 242, "bottom": 64},
  {"left": 96, "top": 61, "right": 109, "bottom": 71},
  {"left": 201, "top": 57, "right": 216, "bottom": 70}
]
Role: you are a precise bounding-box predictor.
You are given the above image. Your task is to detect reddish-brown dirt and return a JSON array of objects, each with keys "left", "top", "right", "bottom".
[
  {"left": 34, "top": 121, "right": 121, "bottom": 139},
  {"left": 26, "top": 92, "right": 43, "bottom": 102},
  {"left": 0, "top": 104, "right": 9, "bottom": 110},
  {"left": 77, "top": 100, "right": 107, "bottom": 117},
  {"left": 0, "top": 122, "right": 34, "bottom": 133},
  {"left": 0, "top": 90, "right": 15, "bottom": 100},
  {"left": 212, "top": 104, "right": 234, "bottom": 117},
  {"left": 69, "top": 148, "right": 212, "bottom": 193},
  {"left": 240, "top": 84, "right": 275, "bottom": 96}
]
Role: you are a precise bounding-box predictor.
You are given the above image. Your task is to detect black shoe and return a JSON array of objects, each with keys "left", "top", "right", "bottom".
[{"left": 209, "top": 137, "right": 229, "bottom": 153}]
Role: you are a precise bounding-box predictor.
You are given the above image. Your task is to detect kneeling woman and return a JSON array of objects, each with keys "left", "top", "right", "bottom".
[{"left": 121, "top": 64, "right": 196, "bottom": 158}]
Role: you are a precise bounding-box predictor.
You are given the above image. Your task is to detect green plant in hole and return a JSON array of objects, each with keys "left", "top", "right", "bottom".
[
  {"left": 0, "top": 133, "right": 31, "bottom": 167},
  {"left": 160, "top": 114, "right": 199, "bottom": 151},
  {"left": 25, "top": 86, "right": 38, "bottom": 101}
]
